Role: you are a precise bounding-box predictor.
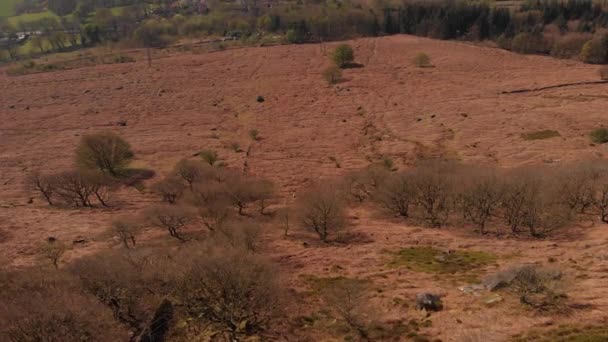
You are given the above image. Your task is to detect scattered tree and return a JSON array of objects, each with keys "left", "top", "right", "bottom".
[
  {"left": 374, "top": 171, "right": 415, "bottom": 218},
  {"left": 27, "top": 172, "right": 55, "bottom": 205},
  {"left": 297, "top": 185, "right": 347, "bottom": 242},
  {"left": 145, "top": 205, "right": 194, "bottom": 241},
  {"left": 75, "top": 132, "right": 134, "bottom": 176}
]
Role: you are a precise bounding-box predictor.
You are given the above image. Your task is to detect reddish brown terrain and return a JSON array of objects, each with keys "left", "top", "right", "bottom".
[{"left": 2, "top": 35, "right": 608, "bottom": 341}]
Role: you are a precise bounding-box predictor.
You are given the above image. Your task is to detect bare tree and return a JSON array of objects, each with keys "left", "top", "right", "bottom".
[
  {"left": 374, "top": 171, "right": 415, "bottom": 218},
  {"left": 152, "top": 176, "right": 186, "bottom": 204},
  {"left": 412, "top": 161, "right": 454, "bottom": 228},
  {"left": 252, "top": 178, "right": 275, "bottom": 215},
  {"left": 178, "top": 250, "right": 281, "bottom": 338},
  {"left": 297, "top": 185, "right": 347, "bottom": 242},
  {"left": 554, "top": 162, "right": 600, "bottom": 215},
  {"left": 343, "top": 165, "right": 390, "bottom": 203},
  {"left": 50, "top": 170, "right": 97, "bottom": 207},
  {"left": 111, "top": 219, "right": 140, "bottom": 248},
  {"left": 214, "top": 222, "right": 262, "bottom": 252},
  {"left": 26, "top": 172, "right": 55, "bottom": 205},
  {"left": 0, "top": 269, "right": 127, "bottom": 342},
  {"left": 188, "top": 182, "right": 231, "bottom": 231},
  {"left": 173, "top": 159, "right": 215, "bottom": 190},
  {"left": 593, "top": 182, "right": 608, "bottom": 223},
  {"left": 68, "top": 252, "right": 172, "bottom": 341},
  {"left": 323, "top": 279, "right": 371, "bottom": 340},
  {"left": 224, "top": 173, "right": 258, "bottom": 215},
  {"left": 458, "top": 167, "right": 503, "bottom": 234},
  {"left": 501, "top": 171, "right": 542, "bottom": 234},
  {"left": 42, "top": 240, "right": 66, "bottom": 269},
  {"left": 145, "top": 205, "right": 194, "bottom": 241}
]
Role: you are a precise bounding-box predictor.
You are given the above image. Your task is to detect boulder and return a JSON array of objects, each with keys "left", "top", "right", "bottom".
[{"left": 416, "top": 293, "right": 443, "bottom": 312}]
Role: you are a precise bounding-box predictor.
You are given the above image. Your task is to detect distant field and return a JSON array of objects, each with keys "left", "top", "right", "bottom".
[
  {"left": 7, "top": 11, "right": 58, "bottom": 25},
  {"left": 0, "top": 0, "right": 20, "bottom": 17}
]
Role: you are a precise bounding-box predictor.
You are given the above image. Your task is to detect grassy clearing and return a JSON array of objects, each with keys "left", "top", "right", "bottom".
[
  {"left": 388, "top": 247, "right": 497, "bottom": 282},
  {"left": 512, "top": 325, "right": 608, "bottom": 341},
  {"left": 0, "top": 0, "right": 20, "bottom": 17},
  {"left": 521, "top": 130, "right": 561, "bottom": 141},
  {"left": 7, "top": 11, "right": 59, "bottom": 25}
]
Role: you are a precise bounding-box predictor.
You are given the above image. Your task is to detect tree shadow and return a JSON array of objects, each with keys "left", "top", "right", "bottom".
[{"left": 343, "top": 62, "right": 365, "bottom": 69}]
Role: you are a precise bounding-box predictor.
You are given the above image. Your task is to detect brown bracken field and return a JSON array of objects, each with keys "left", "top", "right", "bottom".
[{"left": 2, "top": 35, "right": 608, "bottom": 341}]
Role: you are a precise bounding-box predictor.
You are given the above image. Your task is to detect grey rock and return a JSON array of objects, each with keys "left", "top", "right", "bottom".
[{"left": 416, "top": 293, "right": 443, "bottom": 312}]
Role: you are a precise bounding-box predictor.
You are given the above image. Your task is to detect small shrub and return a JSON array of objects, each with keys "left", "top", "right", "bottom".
[
  {"left": 111, "top": 219, "right": 140, "bottom": 248},
  {"left": 510, "top": 265, "right": 567, "bottom": 313},
  {"left": 599, "top": 66, "right": 608, "bottom": 80},
  {"left": 285, "top": 28, "right": 304, "bottom": 44},
  {"left": 152, "top": 176, "right": 186, "bottom": 204},
  {"left": 42, "top": 239, "right": 66, "bottom": 269},
  {"left": 332, "top": 44, "right": 355, "bottom": 68},
  {"left": 580, "top": 35, "right": 608, "bottom": 64},
  {"left": 550, "top": 33, "right": 591, "bottom": 59},
  {"left": 590, "top": 128, "right": 608, "bottom": 144},
  {"left": 511, "top": 33, "right": 550, "bottom": 54},
  {"left": 413, "top": 53, "right": 431, "bottom": 67},
  {"left": 230, "top": 141, "right": 242, "bottom": 152},
  {"left": 199, "top": 149, "right": 218, "bottom": 165},
  {"left": 249, "top": 129, "right": 261, "bottom": 141},
  {"left": 322, "top": 65, "right": 342, "bottom": 84},
  {"left": 145, "top": 205, "right": 195, "bottom": 241}
]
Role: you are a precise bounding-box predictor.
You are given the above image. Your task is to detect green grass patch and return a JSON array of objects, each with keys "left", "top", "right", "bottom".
[
  {"left": 7, "top": 11, "right": 59, "bottom": 25},
  {"left": 512, "top": 325, "right": 608, "bottom": 342},
  {"left": 589, "top": 128, "right": 608, "bottom": 144},
  {"left": 0, "top": 0, "right": 20, "bottom": 17},
  {"left": 388, "top": 247, "right": 497, "bottom": 275},
  {"left": 521, "top": 130, "right": 561, "bottom": 141}
]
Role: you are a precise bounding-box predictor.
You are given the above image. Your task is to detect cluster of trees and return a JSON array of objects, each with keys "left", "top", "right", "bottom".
[
  {"left": 359, "top": 160, "right": 608, "bottom": 237},
  {"left": 0, "top": 243, "right": 282, "bottom": 341},
  {"left": 28, "top": 132, "right": 137, "bottom": 208},
  {"left": 292, "top": 159, "right": 608, "bottom": 243},
  {"left": 145, "top": 157, "right": 274, "bottom": 241}
]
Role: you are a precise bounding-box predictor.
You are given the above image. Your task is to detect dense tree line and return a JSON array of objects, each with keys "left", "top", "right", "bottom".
[{"left": 3, "top": 0, "right": 608, "bottom": 63}]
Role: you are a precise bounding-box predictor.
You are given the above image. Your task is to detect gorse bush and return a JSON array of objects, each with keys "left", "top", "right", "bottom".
[
  {"left": 322, "top": 65, "right": 342, "bottom": 84},
  {"left": 413, "top": 53, "right": 431, "bottom": 67},
  {"left": 332, "top": 44, "right": 354, "bottom": 68},
  {"left": 590, "top": 128, "right": 608, "bottom": 144},
  {"left": 580, "top": 34, "right": 608, "bottom": 64}
]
